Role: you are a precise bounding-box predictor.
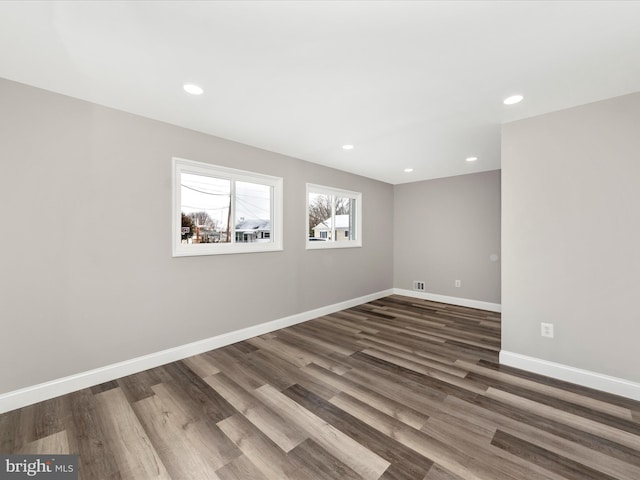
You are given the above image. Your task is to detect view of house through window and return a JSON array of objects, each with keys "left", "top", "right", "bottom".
[
  {"left": 307, "top": 184, "right": 361, "bottom": 248},
  {"left": 181, "top": 176, "right": 272, "bottom": 244},
  {"left": 234, "top": 181, "right": 272, "bottom": 243},
  {"left": 173, "top": 158, "right": 282, "bottom": 256}
]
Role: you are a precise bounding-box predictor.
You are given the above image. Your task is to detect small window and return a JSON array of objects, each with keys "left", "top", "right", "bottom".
[
  {"left": 173, "top": 158, "right": 283, "bottom": 256},
  {"left": 307, "top": 183, "right": 362, "bottom": 249}
]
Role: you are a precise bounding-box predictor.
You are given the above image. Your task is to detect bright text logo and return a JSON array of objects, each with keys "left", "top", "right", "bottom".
[{"left": 0, "top": 455, "right": 77, "bottom": 479}]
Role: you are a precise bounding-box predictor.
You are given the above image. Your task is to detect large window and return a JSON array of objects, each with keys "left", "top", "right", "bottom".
[
  {"left": 173, "top": 158, "right": 283, "bottom": 256},
  {"left": 307, "top": 183, "right": 361, "bottom": 249}
]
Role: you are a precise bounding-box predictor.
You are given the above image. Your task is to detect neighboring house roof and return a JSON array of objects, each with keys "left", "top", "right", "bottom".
[
  {"left": 313, "top": 214, "right": 350, "bottom": 230},
  {"left": 235, "top": 218, "right": 270, "bottom": 231}
]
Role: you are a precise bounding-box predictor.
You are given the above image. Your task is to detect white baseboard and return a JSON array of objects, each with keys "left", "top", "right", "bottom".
[
  {"left": 500, "top": 350, "right": 640, "bottom": 402},
  {"left": 0, "top": 289, "right": 393, "bottom": 414},
  {"left": 393, "top": 288, "right": 501, "bottom": 313}
]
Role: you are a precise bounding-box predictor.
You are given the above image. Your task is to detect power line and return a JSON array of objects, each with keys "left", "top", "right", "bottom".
[
  {"left": 182, "top": 205, "right": 229, "bottom": 211},
  {"left": 235, "top": 197, "right": 269, "bottom": 219},
  {"left": 181, "top": 184, "right": 230, "bottom": 196}
]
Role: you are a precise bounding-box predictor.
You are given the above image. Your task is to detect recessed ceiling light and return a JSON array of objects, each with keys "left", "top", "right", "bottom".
[
  {"left": 342, "top": 144, "right": 354, "bottom": 150},
  {"left": 183, "top": 83, "right": 204, "bottom": 95},
  {"left": 466, "top": 156, "right": 478, "bottom": 162},
  {"left": 503, "top": 94, "right": 523, "bottom": 105},
  {"left": 404, "top": 168, "right": 414, "bottom": 173}
]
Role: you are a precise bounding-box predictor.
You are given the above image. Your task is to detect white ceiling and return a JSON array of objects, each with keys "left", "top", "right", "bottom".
[{"left": 1, "top": 1, "right": 640, "bottom": 184}]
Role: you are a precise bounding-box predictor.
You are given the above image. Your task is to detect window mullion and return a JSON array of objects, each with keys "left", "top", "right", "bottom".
[
  {"left": 350, "top": 197, "right": 355, "bottom": 241},
  {"left": 229, "top": 179, "right": 236, "bottom": 244},
  {"left": 270, "top": 185, "right": 275, "bottom": 241},
  {"left": 331, "top": 195, "right": 336, "bottom": 242}
]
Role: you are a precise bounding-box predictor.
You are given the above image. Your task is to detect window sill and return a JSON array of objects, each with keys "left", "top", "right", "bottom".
[
  {"left": 173, "top": 243, "right": 283, "bottom": 257},
  {"left": 306, "top": 241, "right": 362, "bottom": 250}
]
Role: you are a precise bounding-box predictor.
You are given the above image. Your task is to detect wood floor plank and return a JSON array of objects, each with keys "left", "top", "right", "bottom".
[
  {"left": 94, "top": 388, "right": 170, "bottom": 480},
  {"left": 288, "top": 438, "right": 363, "bottom": 480},
  {"left": 241, "top": 350, "right": 301, "bottom": 392},
  {"left": 477, "top": 359, "right": 640, "bottom": 410},
  {"left": 8, "top": 397, "right": 67, "bottom": 449},
  {"left": 422, "top": 416, "right": 565, "bottom": 480},
  {"left": 352, "top": 316, "right": 450, "bottom": 346},
  {"left": 311, "top": 315, "right": 368, "bottom": 335},
  {"left": 217, "top": 413, "right": 312, "bottom": 480},
  {"left": 456, "top": 359, "right": 636, "bottom": 421},
  {"left": 182, "top": 352, "right": 221, "bottom": 378},
  {"left": 273, "top": 329, "right": 353, "bottom": 374},
  {"left": 486, "top": 387, "right": 640, "bottom": 450},
  {"left": 356, "top": 331, "right": 458, "bottom": 365},
  {"left": 287, "top": 322, "right": 362, "bottom": 355},
  {"left": 445, "top": 394, "right": 640, "bottom": 472},
  {"left": 64, "top": 389, "right": 122, "bottom": 480},
  {"left": 246, "top": 348, "right": 341, "bottom": 400},
  {"left": 117, "top": 370, "right": 161, "bottom": 403},
  {"left": 343, "top": 355, "right": 461, "bottom": 408},
  {"left": 477, "top": 373, "right": 640, "bottom": 434},
  {"left": 17, "top": 430, "right": 70, "bottom": 455},
  {"left": 0, "top": 408, "right": 20, "bottom": 452},
  {"left": 360, "top": 347, "right": 487, "bottom": 395},
  {"left": 491, "top": 429, "right": 620, "bottom": 480},
  {"left": 204, "top": 349, "right": 266, "bottom": 391},
  {"left": 205, "top": 372, "right": 307, "bottom": 452},
  {"left": 212, "top": 454, "right": 260, "bottom": 480},
  {"left": 284, "top": 384, "right": 434, "bottom": 479},
  {"left": 304, "top": 363, "right": 430, "bottom": 429},
  {"left": 2, "top": 294, "right": 640, "bottom": 480},
  {"left": 253, "top": 383, "right": 391, "bottom": 480},
  {"left": 487, "top": 414, "right": 640, "bottom": 480},
  {"left": 246, "top": 336, "right": 312, "bottom": 368},
  {"left": 423, "top": 464, "right": 467, "bottom": 480},
  {"left": 91, "top": 380, "right": 120, "bottom": 395},
  {"left": 160, "top": 361, "right": 237, "bottom": 423},
  {"left": 356, "top": 337, "right": 469, "bottom": 377},
  {"left": 229, "top": 340, "right": 259, "bottom": 355},
  {"left": 330, "top": 392, "right": 429, "bottom": 439},
  {"left": 327, "top": 386, "right": 488, "bottom": 480},
  {"left": 133, "top": 384, "right": 240, "bottom": 479}
]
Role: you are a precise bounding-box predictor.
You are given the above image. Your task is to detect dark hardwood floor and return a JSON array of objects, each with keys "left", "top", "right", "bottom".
[{"left": 2, "top": 295, "right": 639, "bottom": 479}]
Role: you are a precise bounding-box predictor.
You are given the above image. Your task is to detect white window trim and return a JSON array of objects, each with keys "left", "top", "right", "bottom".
[
  {"left": 306, "top": 183, "right": 362, "bottom": 250},
  {"left": 172, "top": 157, "right": 283, "bottom": 257}
]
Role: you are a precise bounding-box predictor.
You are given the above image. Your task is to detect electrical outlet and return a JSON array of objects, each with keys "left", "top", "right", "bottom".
[
  {"left": 455, "top": 280, "right": 461, "bottom": 288},
  {"left": 541, "top": 322, "right": 554, "bottom": 338},
  {"left": 413, "top": 280, "right": 425, "bottom": 291}
]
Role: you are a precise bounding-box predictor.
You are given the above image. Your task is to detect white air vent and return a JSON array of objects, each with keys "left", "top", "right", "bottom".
[{"left": 413, "top": 281, "right": 425, "bottom": 291}]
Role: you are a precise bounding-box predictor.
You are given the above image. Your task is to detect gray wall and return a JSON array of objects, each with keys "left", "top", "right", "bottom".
[
  {"left": 502, "top": 92, "right": 640, "bottom": 383},
  {"left": 0, "top": 78, "right": 393, "bottom": 395},
  {"left": 393, "top": 171, "right": 501, "bottom": 304}
]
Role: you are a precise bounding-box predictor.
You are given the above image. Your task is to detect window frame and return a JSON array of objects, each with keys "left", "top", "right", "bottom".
[
  {"left": 172, "top": 157, "right": 283, "bottom": 257},
  {"left": 306, "top": 183, "right": 362, "bottom": 250}
]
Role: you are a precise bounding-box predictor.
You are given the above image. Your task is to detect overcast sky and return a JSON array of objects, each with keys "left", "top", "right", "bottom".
[{"left": 181, "top": 173, "right": 271, "bottom": 227}]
